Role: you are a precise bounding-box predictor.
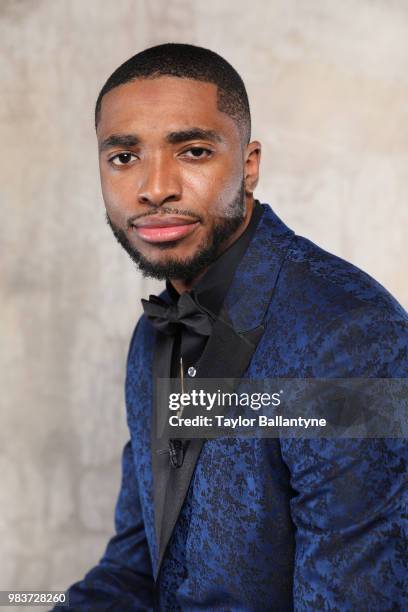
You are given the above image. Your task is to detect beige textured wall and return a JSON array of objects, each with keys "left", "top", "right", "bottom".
[{"left": 1, "top": 0, "right": 407, "bottom": 596}]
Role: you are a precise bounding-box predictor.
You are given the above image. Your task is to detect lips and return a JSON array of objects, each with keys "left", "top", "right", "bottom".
[{"left": 132, "top": 215, "right": 200, "bottom": 244}]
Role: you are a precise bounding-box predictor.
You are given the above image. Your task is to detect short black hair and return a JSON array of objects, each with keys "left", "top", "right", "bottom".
[{"left": 94, "top": 43, "right": 251, "bottom": 144}]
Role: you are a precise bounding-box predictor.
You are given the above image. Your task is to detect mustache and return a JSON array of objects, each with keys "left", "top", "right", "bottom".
[{"left": 126, "top": 207, "right": 203, "bottom": 228}]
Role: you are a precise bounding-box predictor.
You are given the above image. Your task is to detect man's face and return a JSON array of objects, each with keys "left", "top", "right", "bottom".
[{"left": 97, "top": 76, "right": 260, "bottom": 281}]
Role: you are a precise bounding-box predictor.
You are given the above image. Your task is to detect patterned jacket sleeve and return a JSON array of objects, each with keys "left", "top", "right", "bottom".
[
  {"left": 280, "top": 307, "right": 408, "bottom": 611},
  {"left": 55, "top": 317, "right": 154, "bottom": 611},
  {"left": 56, "top": 439, "right": 154, "bottom": 611}
]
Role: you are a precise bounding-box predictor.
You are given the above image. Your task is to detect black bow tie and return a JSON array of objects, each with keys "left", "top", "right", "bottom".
[{"left": 141, "top": 292, "right": 214, "bottom": 337}]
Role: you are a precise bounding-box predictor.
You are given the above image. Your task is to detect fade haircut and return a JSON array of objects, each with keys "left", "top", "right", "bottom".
[{"left": 94, "top": 43, "right": 251, "bottom": 145}]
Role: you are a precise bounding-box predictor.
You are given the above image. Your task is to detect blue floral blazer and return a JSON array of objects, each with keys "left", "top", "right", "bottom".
[{"left": 61, "top": 204, "right": 407, "bottom": 611}]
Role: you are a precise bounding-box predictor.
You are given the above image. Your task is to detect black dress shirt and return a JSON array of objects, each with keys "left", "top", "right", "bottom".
[
  {"left": 149, "top": 201, "right": 264, "bottom": 550},
  {"left": 165, "top": 200, "right": 264, "bottom": 381}
]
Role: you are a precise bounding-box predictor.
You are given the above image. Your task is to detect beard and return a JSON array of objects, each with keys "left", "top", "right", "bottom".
[{"left": 105, "top": 181, "right": 246, "bottom": 282}]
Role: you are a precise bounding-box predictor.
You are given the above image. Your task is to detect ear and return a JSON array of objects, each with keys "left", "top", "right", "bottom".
[{"left": 244, "top": 141, "right": 261, "bottom": 195}]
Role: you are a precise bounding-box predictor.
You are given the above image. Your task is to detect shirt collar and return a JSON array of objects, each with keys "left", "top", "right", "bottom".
[{"left": 166, "top": 200, "right": 264, "bottom": 316}]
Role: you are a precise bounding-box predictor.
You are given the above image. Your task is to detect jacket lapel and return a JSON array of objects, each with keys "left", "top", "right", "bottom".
[
  {"left": 150, "top": 330, "right": 174, "bottom": 562},
  {"left": 152, "top": 204, "right": 295, "bottom": 578},
  {"left": 155, "top": 314, "right": 264, "bottom": 575}
]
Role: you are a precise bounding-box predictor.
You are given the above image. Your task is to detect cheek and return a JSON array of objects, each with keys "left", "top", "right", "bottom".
[
  {"left": 203, "top": 173, "right": 244, "bottom": 222},
  {"left": 100, "top": 171, "right": 134, "bottom": 219},
  {"left": 212, "top": 178, "right": 243, "bottom": 216},
  {"left": 184, "top": 160, "right": 243, "bottom": 218}
]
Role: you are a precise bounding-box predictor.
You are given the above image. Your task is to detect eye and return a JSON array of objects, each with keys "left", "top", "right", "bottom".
[
  {"left": 109, "top": 152, "right": 138, "bottom": 166},
  {"left": 181, "top": 147, "right": 213, "bottom": 160}
]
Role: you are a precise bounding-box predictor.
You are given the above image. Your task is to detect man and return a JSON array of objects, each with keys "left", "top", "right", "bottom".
[{"left": 60, "top": 44, "right": 407, "bottom": 610}]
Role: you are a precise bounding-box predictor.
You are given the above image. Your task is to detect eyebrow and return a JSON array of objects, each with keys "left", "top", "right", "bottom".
[
  {"left": 166, "top": 128, "right": 223, "bottom": 144},
  {"left": 99, "top": 134, "right": 140, "bottom": 152},
  {"left": 99, "top": 127, "right": 223, "bottom": 152}
]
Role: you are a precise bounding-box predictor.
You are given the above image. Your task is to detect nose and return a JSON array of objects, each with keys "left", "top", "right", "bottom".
[{"left": 137, "top": 154, "right": 182, "bottom": 208}]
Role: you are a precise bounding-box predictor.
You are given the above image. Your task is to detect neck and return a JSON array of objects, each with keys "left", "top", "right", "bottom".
[{"left": 170, "top": 196, "right": 255, "bottom": 294}]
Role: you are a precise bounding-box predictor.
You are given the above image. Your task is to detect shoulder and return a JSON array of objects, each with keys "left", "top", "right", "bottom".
[
  {"left": 284, "top": 232, "right": 406, "bottom": 320},
  {"left": 126, "top": 287, "right": 168, "bottom": 375},
  {"left": 266, "top": 231, "right": 407, "bottom": 377}
]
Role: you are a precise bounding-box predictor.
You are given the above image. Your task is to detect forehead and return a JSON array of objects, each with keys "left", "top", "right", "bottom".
[{"left": 97, "top": 76, "right": 239, "bottom": 141}]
